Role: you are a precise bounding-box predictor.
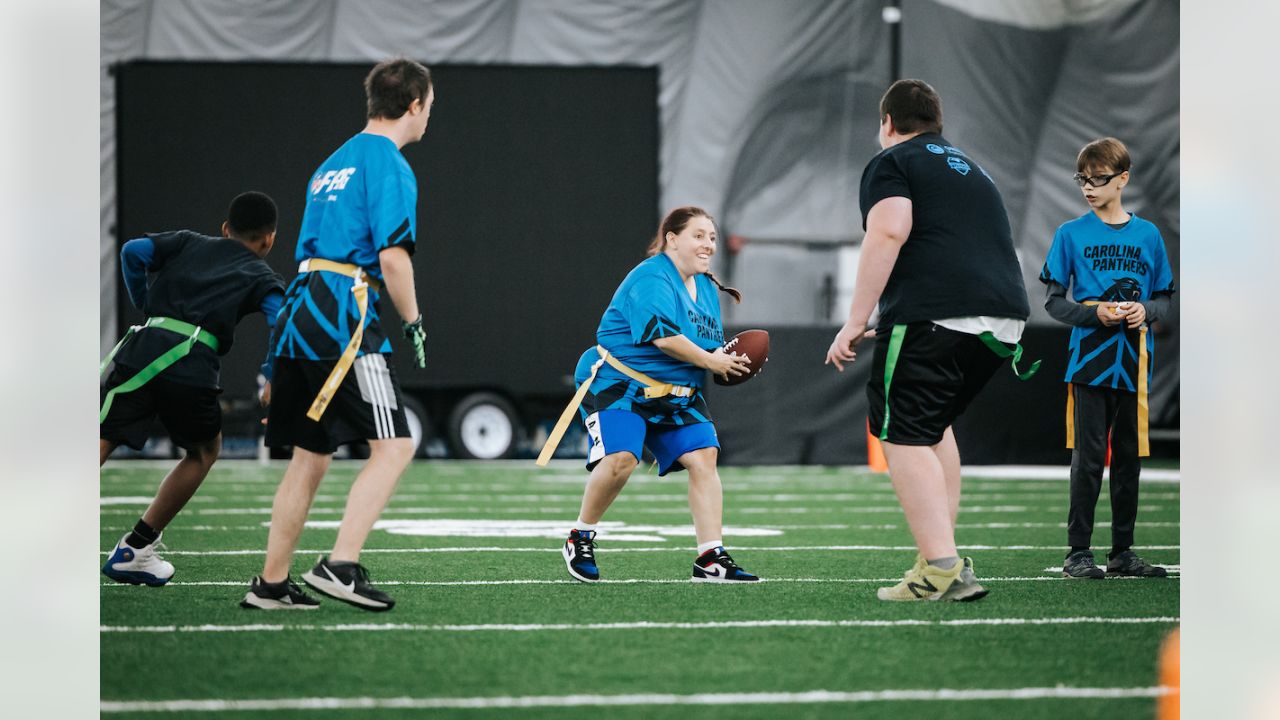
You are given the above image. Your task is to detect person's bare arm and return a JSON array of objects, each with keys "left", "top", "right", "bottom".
[
  {"left": 826, "top": 196, "right": 911, "bottom": 371},
  {"left": 378, "top": 246, "right": 420, "bottom": 322},
  {"left": 652, "top": 334, "right": 751, "bottom": 381}
]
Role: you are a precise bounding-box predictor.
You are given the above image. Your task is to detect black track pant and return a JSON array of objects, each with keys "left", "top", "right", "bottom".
[{"left": 1067, "top": 384, "right": 1141, "bottom": 550}]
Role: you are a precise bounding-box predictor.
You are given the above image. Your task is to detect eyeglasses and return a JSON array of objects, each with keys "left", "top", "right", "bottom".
[{"left": 1073, "top": 171, "right": 1123, "bottom": 188}]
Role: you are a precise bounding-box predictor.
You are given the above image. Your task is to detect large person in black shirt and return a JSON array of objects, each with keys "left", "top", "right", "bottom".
[{"left": 825, "top": 80, "right": 1032, "bottom": 602}]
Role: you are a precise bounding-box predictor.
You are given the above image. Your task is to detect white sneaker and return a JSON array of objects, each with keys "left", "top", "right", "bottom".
[{"left": 101, "top": 533, "right": 175, "bottom": 586}]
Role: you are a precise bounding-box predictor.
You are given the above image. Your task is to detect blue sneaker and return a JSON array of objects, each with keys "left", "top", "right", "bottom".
[
  {"left": 692, "top": 547, "right": 759, "bottom": 583},
  {"left": 102, "top": 533, "right": 174, "bottom": 586},
  {"left": 563, "top": 529, "right": 599, "bottom": 582}
]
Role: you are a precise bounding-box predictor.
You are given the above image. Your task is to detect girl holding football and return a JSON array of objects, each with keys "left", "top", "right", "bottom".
[{"left": 544, "top": 206, "right": 761, "bottom": 583}]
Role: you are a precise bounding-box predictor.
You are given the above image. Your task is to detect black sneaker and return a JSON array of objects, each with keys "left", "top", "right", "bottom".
[
  {"left": 301, "top": 556, "right": 396, "bottom": 611},
  {"left": 1106, "top": 550, "right": 1168, "bottom": 577},
  {"left": 692, "top": 547, "right": 760, "bottom": 583},
  {"left": 240, "top": 576, "right": 321, "bottom": 610},
  {"left": 1063, "top": 549, "right": 1106, "bottom": 579},
  {"left": 563, "top": 529, "right": 599, "bottom": 583}
]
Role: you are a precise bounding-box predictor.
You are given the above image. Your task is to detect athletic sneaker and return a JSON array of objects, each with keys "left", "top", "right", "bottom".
[
  {"left": 563, "top": 529, "right": 599, "bottom": 583},
  {"left": 1106, "top": 550, "right": 1168, "bottom": 577},
  {"left": 301, "top": 556, "right": 395, "bottom": 611},
  {"left": 101, "top": 533, "right": 174, "bottom": 586},
  {"left": 1063, "top": 549, "right": 1107, "bottom": 579},
  {"left": 877, "top": 555, "right": 965, "bottom": 601},
  {"left": 692, "top": 546, "right": 759, "bottom": 583},
  {"left": 942, "top": 557, "right": 990, "bottom": 601},
  {"left": 240, "top": 575, "right": 320, "bottom": 610}
]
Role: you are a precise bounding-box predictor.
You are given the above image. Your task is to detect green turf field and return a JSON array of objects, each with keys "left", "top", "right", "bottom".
[{"left": 100, "top": 461, "right": 1179, "bottom": 718}]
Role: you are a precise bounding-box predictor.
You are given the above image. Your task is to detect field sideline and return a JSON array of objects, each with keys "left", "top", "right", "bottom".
[{"left": 100, "top": 461, "right": 1179, "bottom": 719}]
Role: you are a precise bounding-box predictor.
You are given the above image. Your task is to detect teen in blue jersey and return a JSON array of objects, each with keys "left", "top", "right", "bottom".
[
  {"left": 1040, "top": 137, "right": 1175, "bottom": 579},
  {"left": 243, "top": 59, "right": 434, "bottom": 612},
  {"left": 546, "top": 207, "right": 760, "bottom": 583},
  {"left": 99, "top": 191, "right": 284, "bottom": 586}
]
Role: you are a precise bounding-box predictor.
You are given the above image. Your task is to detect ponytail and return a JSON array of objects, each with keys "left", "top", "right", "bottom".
[{"left": 705, "top": 271, "right": 742, "bottom": 304}]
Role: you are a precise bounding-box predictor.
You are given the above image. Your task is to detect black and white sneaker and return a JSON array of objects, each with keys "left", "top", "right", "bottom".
[
  {"left": 1107, "top": 550, "right": 1168, "bottom": 577},
  {"left": 301, "top": 556, "right": 395, "bottom": 611},
  {"left": 563, "top": 529, "right": 600, "bottom": 583},
  {"left": 1063, "top": 549, "right": 1107, "bottom": 579},
  {"left": 692, "top": 547, "right": 760, "bottom": 583},
  {"left": 240, "top": 576, "right": 320, "bottom": 610}
]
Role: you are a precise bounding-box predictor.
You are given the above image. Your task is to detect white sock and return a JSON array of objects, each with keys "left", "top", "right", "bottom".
[
  {"left": 697, "top": 539, "right": 723, "bottom": 555},
  {"left": 573, "top": 520, "right": 597, "bottom": 533}
]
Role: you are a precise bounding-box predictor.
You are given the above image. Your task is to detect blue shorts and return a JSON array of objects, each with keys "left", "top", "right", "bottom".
[{"left": 584, "top": 409, "right": 719, "bottom": 476}]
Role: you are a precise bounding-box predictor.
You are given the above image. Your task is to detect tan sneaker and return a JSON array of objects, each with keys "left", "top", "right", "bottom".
[
  {"left": 940, "top": 557, "right": 989, "bottom": 601},
  {"left": 877, "top": 555, "right": 964, "bottom": 601}
]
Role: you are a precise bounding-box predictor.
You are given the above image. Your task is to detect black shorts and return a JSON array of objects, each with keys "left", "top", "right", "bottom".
[
  {"left": 866, "top": 322, "right": 1005, "bottom": 446},
  {"left": 266, "top": 355, "right": 410, "bottom": 454},
  {"left": 100, "top": 367, "right": 222, "bottom": 451}
]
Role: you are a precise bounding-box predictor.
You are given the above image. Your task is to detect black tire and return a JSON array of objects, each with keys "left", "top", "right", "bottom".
[
  {"left": 401, "top": 395, "right": 431, "bottom": 458},
  {"left": 446, "top": 392, "right": 520, "bottom": 460}
]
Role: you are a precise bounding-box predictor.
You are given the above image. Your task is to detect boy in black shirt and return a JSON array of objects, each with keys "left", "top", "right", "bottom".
[
  {"left": 826, "top": 80, "right": 1033, "bottom": 602},
  {"left": 100, "top": 191, "right": 285, "bottom": 586}
]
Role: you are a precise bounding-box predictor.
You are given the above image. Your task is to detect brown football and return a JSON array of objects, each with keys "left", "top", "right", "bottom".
[{"left": 713, "top": 329, "right": 769, "bottom": 386}]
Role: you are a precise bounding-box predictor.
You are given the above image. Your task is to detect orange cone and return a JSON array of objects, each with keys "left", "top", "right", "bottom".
[
  {"left": 1157, "top": 627, "right": 1179, "bottom": 720},
  {"left": 867, "top": 422, "right": 888, "bottom": 473}
]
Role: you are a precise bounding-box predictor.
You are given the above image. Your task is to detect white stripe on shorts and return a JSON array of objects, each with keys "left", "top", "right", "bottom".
[{"left": 355, "top": 354, "right": 396, "bottom": 439}]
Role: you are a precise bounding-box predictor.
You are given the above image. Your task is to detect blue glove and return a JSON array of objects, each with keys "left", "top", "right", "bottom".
[{"left": 403, "top": 316, "right": 426, "bottom": 369}]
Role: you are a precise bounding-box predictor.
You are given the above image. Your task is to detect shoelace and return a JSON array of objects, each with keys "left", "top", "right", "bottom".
[
  {"left": 350, "top": 563, "right": 372, "bottom": 586},
  {"left": 575, "top": 537, "right": 596, "bottom": 560},
  {"left": 712, "top": 552, "right": 740, "bottom": 570}
]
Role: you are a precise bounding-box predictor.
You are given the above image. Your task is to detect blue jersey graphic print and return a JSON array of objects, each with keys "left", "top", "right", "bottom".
[
  {"left": 274, "top": 133, "right": 419, "bottom": 361},
  {"left": 575, "top": 254, "right": 726, "bottom": 425},
  {"left": 1040, "top": 212, "right": 1175, "bottom": 391}
]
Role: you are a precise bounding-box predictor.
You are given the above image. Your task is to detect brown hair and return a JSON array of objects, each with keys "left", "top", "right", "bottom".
[
  {"left": 879, "top": 79, "right": 943, "bottom": 135},
  {"left": 1076, "top": 137, "right": 1131, "bottom": 174},
  {"left": 646, "top": 206, "right": 741, "bottom": 304},
  {"left": 365, "top": 58, "right": 433, "bottom": 120}
]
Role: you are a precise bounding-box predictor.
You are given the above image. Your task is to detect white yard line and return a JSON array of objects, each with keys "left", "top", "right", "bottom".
[
  {"left": 99, "top": 544, "right": 1181, "bottom": 556},
  {"left": 101, "top": 575, "right": 1181, "bottom": 589},
  {"left": 101, "top": 616, "right": 1180, "bottom": 635},
  {"left": 98, "top": 521, "right": 1179, "bottom": 533},
  {"left": 100, "top": 461, "right": 1179, "bottom": 482},
  {"left": 100, "top": 491, "right": 1181, "bottom": 504},
  {"left": 100, "top": 686, "right": 1174, "bottom": 713}
]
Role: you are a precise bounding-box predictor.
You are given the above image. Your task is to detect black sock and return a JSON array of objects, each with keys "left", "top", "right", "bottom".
[
  {"left": 125, "top": 519, "right": 160, "bottom": 549},
  {"left": 1109, "top": 546, "right": 1130, "bottom": 560}
]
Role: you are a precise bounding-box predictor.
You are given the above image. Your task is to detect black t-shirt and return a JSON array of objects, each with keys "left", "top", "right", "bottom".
[
  {"left": 115, "top": 230, "right": 285, "bottom": 388},
  {"left": 858, "top": 133, "right": 1030, "bottom": 329}
]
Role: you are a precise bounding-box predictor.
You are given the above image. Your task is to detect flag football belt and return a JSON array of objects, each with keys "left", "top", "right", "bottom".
[
  {"left": 535, "top": 345, "right": 694, "bottom": 466},
  {"left": 1065, "top": 301, "right": 1150, "bottom": 457},
  {"left": 876, "top": 324, "right": 1040, "bottom": 441},
  {"left": 98, "top": 316, "right": 220, "bottom": 423},
  {"left": 297, "top": 259, "right": 381, "bottom": 421}
]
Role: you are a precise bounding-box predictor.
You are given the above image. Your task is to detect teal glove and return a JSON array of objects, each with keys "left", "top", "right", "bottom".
[{"left": 402, "top": 316, "right": 427, "bottom": 369}]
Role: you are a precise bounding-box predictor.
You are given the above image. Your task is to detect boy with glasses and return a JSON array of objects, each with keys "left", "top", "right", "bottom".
[{"left": 1039, "top": 137, "right": 1176, "bottom": 579}]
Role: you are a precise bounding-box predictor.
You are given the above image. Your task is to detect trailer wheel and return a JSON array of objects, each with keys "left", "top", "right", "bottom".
[
  {"left": 402, "top": 395, "right": 431, "bottom": 458},
  {"left": 447, "top": 392, "right": 520, "bottom": 459}
]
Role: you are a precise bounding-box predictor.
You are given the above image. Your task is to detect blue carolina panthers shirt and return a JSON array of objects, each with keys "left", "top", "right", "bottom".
[
  {"left": 273, "top": 133, "right": 418, "bottom": 361},
  {"left": 573, "top": 254, "right": 726, "bottom": 424},
  {"left": 1040, "top": 211, "right": 1175, "bottom": 391}
]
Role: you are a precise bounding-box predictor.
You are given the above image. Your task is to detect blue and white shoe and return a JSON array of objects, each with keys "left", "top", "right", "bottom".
[
  {"left": 692, "top": 547, "right": 759, "bottom": 583},
  {"left": 101, "top": 533, "right": 174, "bottom": 586},
  {"left": 563, "top": 529, "right": 599, "bottom": 583}
]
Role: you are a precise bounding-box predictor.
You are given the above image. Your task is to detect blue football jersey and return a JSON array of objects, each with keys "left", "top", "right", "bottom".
[
  {"left": 274, "top": 133, "right": 418, "bottom": 360},
  {"left": 1040, "top": 212, "right": 1175, "bottom": 390},
  {"left": 572, "top": 254, "right": 726, "bottom": 424}
]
